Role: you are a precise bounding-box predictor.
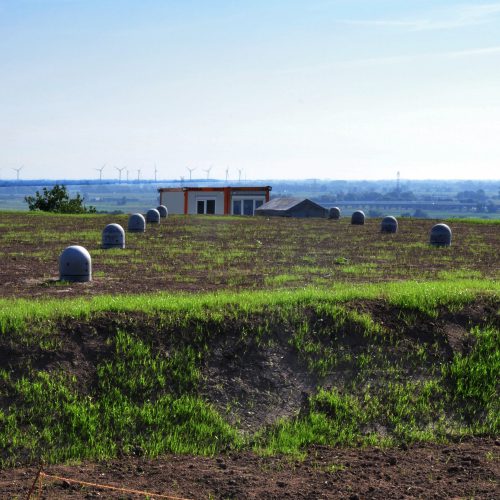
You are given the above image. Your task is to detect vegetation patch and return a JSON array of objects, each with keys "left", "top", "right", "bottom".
[
  {"left": 0, "top": 282, "right": 498, "bottom": 466},
  {"left": 0, "top": 212, "right": 499, "bottom": 299}
]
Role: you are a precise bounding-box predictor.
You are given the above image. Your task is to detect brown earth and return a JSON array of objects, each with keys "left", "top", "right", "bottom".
[
  {"left": 1, "top": 214, "right": 499, "bottom": 498},
  {"left": 0, "top": 213, "right": 499, "bottom": 299},
  {"left": 1, "top": 439, "right": 498, "bottom": 499}
]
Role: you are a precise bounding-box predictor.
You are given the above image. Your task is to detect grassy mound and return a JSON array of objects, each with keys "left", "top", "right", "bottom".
[{"left": 0, "top": 280, "right": 498, "bottom": 466}]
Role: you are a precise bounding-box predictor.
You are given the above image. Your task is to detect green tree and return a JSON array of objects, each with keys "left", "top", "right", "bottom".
[{"left": 24, "top": 184, "right": 96, "bottom": 213}]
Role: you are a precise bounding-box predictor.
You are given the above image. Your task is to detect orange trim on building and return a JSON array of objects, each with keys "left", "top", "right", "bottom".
[
  {"left": 223, "top": 187, "right": 230, "bottom": 214},
  {"left": 157, "top": 186, "right": 272, "bottom": 215},
  {"left": 158, "top": 186, "right": 272, "bottom": 194}
]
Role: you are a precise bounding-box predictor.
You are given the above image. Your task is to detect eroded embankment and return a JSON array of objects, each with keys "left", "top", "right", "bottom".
[{"left": 0, "top": 283, "right": 499, "bottom": 467}]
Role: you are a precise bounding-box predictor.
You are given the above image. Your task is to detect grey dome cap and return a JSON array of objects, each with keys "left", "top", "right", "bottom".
[
  {"left": 146, "top": 208, "right": 161, "bottom": 223},
  {"left": 430, "top": 223, "right": 452, "bottom": 246},
  {"left": 59, "top": 245, "right": 92, "bottom": 282},
  {"left": 381, "top": 216, "right": 398, "bottom": 233},
  {"left": 351, "top": 210, "right": 365, "bottom": 225},
  {"left": 157, "top": 205, "right": 168, "bottom": 218},
  {"left": 328, "top": 207, "right": 341, "bottom": 219},
  {"left": 128, "top": 213, "right": 146, "bottom": 232},
  {"left": 102, "top": 223, "right": 125, "bottom": 249}
]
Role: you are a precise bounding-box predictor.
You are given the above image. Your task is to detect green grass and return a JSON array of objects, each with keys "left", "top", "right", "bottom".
[
  {"left": 1, "top": 279, "right": 497, "bottom": 336},
  {"left": 0, "top": 280, "right": 498, "bottom": 465},
  {"left": 0, "top": 212, "right": 499, "bottom": 466}
]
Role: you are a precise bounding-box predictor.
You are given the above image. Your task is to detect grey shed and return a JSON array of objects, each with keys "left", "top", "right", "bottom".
[
  {"left": 430, "top": 223, "right": 452, "bottom": 246},
  {"left": 157, "top": 205, "right": 168, "bottom": 218},
  {"left": 128, "top": 213, "right": 146, "bottom": 232},
  {"left": 102, "top": 223, "right": 125, "bottom": 249},
  {"left": 381, "top": 216, "right": 398, "bottom": 233},
  {"left": 146, "top": 208, "right": 161, "bottom": 224},
  {"left": 351, "top": 210, "right": 365, "bottom": 225},
  {"left": 59, "top": 245, "right": 92, "bottom": 282},
  {"left": 329, "top": 207, "right": 341, "bottom": 219},
  {"left": 255, "top": 197, "right": 327, "bottom": 218}
]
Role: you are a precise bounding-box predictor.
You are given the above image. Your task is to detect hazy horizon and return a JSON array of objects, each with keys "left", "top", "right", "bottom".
[{"left": 2, "top": 1, "right": 500, "bottom": 181}]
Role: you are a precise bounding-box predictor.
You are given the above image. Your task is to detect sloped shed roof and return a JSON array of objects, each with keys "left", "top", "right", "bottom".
[{"left": 255, "top": 197, "right": 326, "bottom": 218}]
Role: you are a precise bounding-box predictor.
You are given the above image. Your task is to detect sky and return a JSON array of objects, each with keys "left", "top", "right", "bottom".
[{"left": 1, "top": 0, "right": 499, "bottom": 181}]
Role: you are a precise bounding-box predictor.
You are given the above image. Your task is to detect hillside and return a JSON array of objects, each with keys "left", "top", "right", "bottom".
[{"left": 0, "top": 212, "right": 498, "bottom": 498}]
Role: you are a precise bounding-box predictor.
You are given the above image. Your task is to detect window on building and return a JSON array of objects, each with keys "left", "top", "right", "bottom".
[
  {"left": 231, "top": 197, "right": 266, "bottom": 215},
  {"left": 197, "top": 199, "right": 216, "bottom": 214},
  {"left": 206, "top": 199, "right": 215, "bottom": 214},
  {"left": 233, "top": 200, "right": 242, "bottom": 215},
  {"left": 243, "top": 199, "right": 254, "bottom": 215}
]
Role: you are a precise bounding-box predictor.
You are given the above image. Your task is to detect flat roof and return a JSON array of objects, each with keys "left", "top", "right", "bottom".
[{"left": 158, "top": 186, "right": 272, "bottom": 192}]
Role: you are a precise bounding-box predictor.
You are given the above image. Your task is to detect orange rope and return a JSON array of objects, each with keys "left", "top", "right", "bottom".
[
  {"left": 25, "top": 464, "right": 43, "bottom": 500},
  {"left": 39, "top": 472, "right": 193, "bottom": 500}
]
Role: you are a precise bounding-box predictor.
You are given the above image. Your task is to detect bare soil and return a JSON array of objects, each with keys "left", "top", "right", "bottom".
[
  {"left": 0, "top": 213, "right": 498, "bottom": 299},
  {"left": 1, "top": 213, "right": 499, "bottom": 498},
  {"left": 1, "top": 439, "right": 498, "bottom": 499}
]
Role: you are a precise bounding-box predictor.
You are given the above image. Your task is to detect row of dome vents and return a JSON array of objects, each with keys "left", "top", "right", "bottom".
[
  {"left": 59, "top": 205, "right": 168, "bottom": 282},
  {"left": 331, "top": 208, "right": 452, "bottom": 244},
  {"left": 59, "top": 205, "right": 452, "bottom": 283}
]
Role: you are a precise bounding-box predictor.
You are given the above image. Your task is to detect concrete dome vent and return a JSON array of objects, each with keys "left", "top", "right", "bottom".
[
  {"left": 381, "top": 216, "right": 398, "bottom": 233},
  {"left": 157, "top": 205, "right": 168, "bottom": 218},
  {"left": 430, "top": 223, "right": 452, "bottom": 247},
  {"left": 146, "top": 208, "right": 161, "bottom": 224},
  {"left": 351, "top": 210, "right": 365, "bottom": 225},
  {"left": 102, "top": 223, "right": 125, "bottom": 249},
  {"left": 329, "top": 207, "right": 341, "bottom": 220},
  {"left": 59, "top": 245, "right": 91, "bottom": 282},
  {"left": 128, "top": 213, "right": 146, "bottom": 232}
]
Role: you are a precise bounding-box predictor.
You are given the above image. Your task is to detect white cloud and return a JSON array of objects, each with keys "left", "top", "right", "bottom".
[
  {"left": 342, "top": 2, "right": 500, "bottom": 31},
  {"left": 273, "top": 45, "right": 500, "bottom": 76}
]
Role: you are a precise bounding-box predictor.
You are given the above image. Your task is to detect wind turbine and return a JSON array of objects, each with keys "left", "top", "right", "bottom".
[
  {"left": 136, "top": 169, "right": 141, "bottom": 182},
  {"left": 115, "top": 166, "right": 126, "bottom": 184},
  {"left": 95, "top": 164, "right": 105, "bottom": 182},
  {"left": 238, "top": 168, "right": 243, "bottom": 183},
  {"left": 225, "top": 167, "right": 229, "bottom": 183},
  {"left": 12, "top": 165, "right": 24, "bottom": 181},
  {"left": 186, "top": 166, "right": 196, "bottom": 181},
  {"left": 126, "top": 169, "right": 130, "bottom": 182},
  {"left": 180, "top": 175, "right": 185, "bottom": 186},
  {"left": 154, "top": 163, "right": 158, "bottom": 182},
  {"left": 202, "top": 165, "right": 212, "bottom": 180}
]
